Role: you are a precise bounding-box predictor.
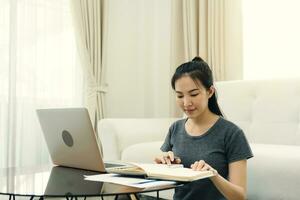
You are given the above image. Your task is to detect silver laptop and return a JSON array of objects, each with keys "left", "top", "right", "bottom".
[{"left": 36, "top": 107, "right": 126, "bottom": 172}]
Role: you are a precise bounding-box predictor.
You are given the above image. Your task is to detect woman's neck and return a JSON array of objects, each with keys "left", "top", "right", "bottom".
[
  {"left": 186, "top": 110, "right": 220, "bottom": 136},
  {"left": 189, "top": 109, "right": 218, "bottom": 125}
]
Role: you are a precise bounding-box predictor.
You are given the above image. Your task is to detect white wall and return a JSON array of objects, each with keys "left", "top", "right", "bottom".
[
  {"left": 104, "top": 0, "right": 172, "bottom": 118},
  {"left": 243, "top": 0, "right": 300, "bottom": 80}
]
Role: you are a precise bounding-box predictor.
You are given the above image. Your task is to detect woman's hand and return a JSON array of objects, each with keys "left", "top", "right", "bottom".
[
  {"left": 191, "top": 160, "right": 218, "bottom": 176},
  {"left": 154, "top": 151, "right": 181, "bottom": 165}
]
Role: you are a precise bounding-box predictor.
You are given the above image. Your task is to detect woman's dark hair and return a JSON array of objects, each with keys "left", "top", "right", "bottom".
[{"left": 171, "top": 56, "right": 223, "bottom": 116}]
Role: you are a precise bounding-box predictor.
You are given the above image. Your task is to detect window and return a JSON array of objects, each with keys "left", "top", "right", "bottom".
[{"left": 0, "top": 0, "right": 83, "bottom": 168}]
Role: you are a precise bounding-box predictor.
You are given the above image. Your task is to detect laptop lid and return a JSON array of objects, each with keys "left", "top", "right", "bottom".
[{"left": 37, "top": 107, "right": 122, "bottom": 172}]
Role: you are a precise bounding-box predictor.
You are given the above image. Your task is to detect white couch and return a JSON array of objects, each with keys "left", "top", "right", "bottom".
[{"left": 98, "top": 79, "right": 300, "bottom": 200}]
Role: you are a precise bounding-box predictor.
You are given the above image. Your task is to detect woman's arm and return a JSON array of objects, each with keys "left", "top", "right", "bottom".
[
  {"left": 210, "top": 160, "right": 247, "bottom": 200},
  {"left": 192, "top": 159, "right": 247, "bottom": 200}
]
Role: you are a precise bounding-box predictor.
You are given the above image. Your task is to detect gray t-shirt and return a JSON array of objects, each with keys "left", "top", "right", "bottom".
[{"left": 161, "top": 117, "right": 253, "bottom": 200}]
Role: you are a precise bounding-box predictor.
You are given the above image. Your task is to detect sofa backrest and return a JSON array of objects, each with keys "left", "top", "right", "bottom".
[
  {"left": 215, "top": 79, "right": 300, "bottom": 145},
  {"left": 98, "top": 79, "right": 300, "bottom": 160}
]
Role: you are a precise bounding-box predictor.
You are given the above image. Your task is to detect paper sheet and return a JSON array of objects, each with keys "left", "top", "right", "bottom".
[{"left": 84, "top": 173, "right": 176, "bottom": 188}]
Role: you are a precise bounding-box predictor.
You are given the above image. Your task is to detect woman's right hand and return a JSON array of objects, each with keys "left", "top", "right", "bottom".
[{"left": 154, "top": 151, "right": 181, "bottom": 165}]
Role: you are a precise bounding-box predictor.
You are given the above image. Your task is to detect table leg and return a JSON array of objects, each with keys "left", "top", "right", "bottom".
[
  {"left": 9, "top": 194, "right": 15, "bottom": 200},
  {"left": 65, "top": 196, "right": 77, "bottom": 200},
  {"left": 113, "top": 194, "right": 139, "bottom": 200},
  {"left": 130, "top": 194, "right": 139, "bottom": 200},
  {"left": 156, "top": 191, "right": 159, "bottom": 199},
  {"left": 66, "top": 197, "right": 78, "bottom": 200}
]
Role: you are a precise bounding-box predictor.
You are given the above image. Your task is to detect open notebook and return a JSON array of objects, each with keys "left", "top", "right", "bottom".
[{"left": 107, "top": 163, "right": 215, "bottom": 182}]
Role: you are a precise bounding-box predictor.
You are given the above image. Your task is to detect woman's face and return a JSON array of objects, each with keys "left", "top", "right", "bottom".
[{"left": 174, "top": 75, "right": 214, "bottom": 119}]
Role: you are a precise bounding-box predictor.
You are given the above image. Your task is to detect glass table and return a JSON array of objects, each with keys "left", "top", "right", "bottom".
[{"left": 0, "top": 165, "right": 179, "bottom": 200}]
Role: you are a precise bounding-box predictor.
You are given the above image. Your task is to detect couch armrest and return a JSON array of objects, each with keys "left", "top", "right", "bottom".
[
  {"left": 97, "top": 119, "right": 120, "bottom": 161},
  {"left": 97, "top": 118, "right": 179, "bottom": 161},
  {"left": 121, "top": 141, "right": 163, "bottom": 163}
]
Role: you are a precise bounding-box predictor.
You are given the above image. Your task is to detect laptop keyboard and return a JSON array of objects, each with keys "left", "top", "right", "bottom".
[{"left": 104, "top": 163, "right": 126, "bottom": 168}]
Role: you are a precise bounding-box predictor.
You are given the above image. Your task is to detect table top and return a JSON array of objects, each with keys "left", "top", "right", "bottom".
[{"left": 0, "top": 165, "right": 178, "bottom": 197}]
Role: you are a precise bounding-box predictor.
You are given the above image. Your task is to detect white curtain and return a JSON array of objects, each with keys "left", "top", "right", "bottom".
[
  {"left": 71, "top": 0, "right": 107, "bottom": 129},
  {"left": 171, "top": 0, "right": 243, "bottom": 80},
  {"left": 103, "top": 0, "right": 172, "bottom": 118},
  {"left": 0, "top": 0, "right": 83, "bottom": 168},
  {"left": 170, "top": 0, "right": 243, "bottom": 116}
]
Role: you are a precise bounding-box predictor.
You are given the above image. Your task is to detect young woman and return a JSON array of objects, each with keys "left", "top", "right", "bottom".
[{"left": 154, "top": 57, "right": 253, "bottom": 200}]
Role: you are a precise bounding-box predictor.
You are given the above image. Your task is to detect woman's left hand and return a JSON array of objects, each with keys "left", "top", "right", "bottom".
[{"left": 191, "top": 160, "right": 218, "bottom": 176}]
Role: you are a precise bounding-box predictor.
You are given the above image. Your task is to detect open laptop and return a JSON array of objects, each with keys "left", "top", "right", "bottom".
[{"left": 36, "top": 107, "right": 127, "bottom": 172}]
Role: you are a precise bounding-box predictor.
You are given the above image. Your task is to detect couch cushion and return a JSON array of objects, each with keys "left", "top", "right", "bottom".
[
  {"left": 121, "top": 141, "right": 163, "bottom": 163},
  {"left": 215, "top": 79, "right": 300, "bottom": 146},
  {"left": 121, "top": 141, "right": 173, "bottom": 199},
  {"left": 248, "top": 143, "right": 300, "bottom": 200}
]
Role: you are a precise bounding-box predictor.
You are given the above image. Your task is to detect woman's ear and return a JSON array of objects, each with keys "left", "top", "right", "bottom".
[{"left": 208, "top": 86, "right": 215, "bottom": 98}]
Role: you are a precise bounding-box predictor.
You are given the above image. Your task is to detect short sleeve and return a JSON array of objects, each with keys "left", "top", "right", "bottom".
[
  {"left": 225, "top": 129, "right": 253, "bottom": 163},
  {"left": 160, "top": 123, "right": 175, "bottom": 152}
]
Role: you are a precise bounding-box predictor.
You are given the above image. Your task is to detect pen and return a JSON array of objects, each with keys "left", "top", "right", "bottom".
[
  {"left": 173, "top": 156, "right": 180, "bottom": 160},
  {"left": 167, "top": 156, "right": 181, "bottom": 166},
  {"left": 134, "top": 179, "right": 158, "bottom": 185}
]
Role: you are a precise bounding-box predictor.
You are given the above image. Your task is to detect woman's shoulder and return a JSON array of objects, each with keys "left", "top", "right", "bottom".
[
  {"left": 171, "top": 118, "right": 187, "bottom": 127},
  {"left": 217, "top": 117, "right": 243, "bottom": 133},
  {"left": 168, "top": 118, "right": 187, "bottom": 132}
]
